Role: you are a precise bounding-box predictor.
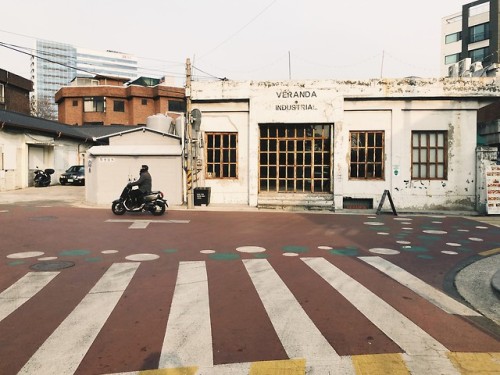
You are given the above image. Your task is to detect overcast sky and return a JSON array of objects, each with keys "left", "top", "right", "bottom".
[{"left": 0, "top": 0, "right": 471, "bottom": 84}]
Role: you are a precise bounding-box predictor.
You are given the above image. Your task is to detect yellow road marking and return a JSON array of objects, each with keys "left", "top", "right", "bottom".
[
  {"left": 352, "top": 353, "right": 409, "bottom": 375},
  {"left": 448, "top": 352, "right": 500, "bottom": 374},
  {"left": 479, "top": 248, "right": 500, "bottom": 256},
  {"left": 249, "top": 358, "right": 306, "bottom": 374}
]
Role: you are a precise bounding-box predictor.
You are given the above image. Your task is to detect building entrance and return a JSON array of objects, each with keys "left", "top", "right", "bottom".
[{"left": 259, "top": 124, "right": 332, "bottom": 193}]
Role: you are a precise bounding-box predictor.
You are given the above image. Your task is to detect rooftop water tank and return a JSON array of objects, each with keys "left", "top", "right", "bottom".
[{"left": 146, "top": 114, "right": 172, "bottom": 133}]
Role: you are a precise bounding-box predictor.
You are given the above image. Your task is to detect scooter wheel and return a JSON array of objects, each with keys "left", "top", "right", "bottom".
[
  {"left": 112, "top": 202, "right": 126, "bottom": 215},
  {"left": 151, "top": 202, "right": 166, "bottom": 216}
]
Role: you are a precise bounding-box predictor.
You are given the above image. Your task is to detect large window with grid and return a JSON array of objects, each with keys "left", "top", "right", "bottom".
[
  {"left": 412, "top": 131, "right": 447, "bottom": 179},
  {"left": 259, "top": 124, "right": 331, "bottom": 193},
  {"left": 349, "top": 131, "right": 384, "bottom": 179},
  {"left": 205, "top": 132, "right": 238, "bottom": 179}
]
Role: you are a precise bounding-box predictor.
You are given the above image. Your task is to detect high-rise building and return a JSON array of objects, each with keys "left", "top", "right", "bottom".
[
  {"left": 441, "top": 0, "right": 499, "bottom": 77},
  {"left": 31, "top": 39, "right": 138, "bottom": 119}
]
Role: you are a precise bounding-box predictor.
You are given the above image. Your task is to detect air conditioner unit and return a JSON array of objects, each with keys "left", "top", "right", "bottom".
[
  {"left": 470, "top": 61, "right": 483, "bottom": 72},
  {"left": 448, "top": 63, "right": 459, "bottom": 77},
  {"left": 458, "top": 58, "right": 472, "bottom": 76}
]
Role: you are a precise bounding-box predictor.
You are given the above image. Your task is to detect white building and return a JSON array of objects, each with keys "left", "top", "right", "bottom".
[{"left": 189, "top": 77, "right": 500, "bottom": 213}]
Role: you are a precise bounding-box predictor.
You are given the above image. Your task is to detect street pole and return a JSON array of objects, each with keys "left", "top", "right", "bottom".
[{"left": 186, "top": 58, "right": 193, "bottom": 209}]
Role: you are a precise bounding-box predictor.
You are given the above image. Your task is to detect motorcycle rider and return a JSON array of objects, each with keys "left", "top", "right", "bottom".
[{"left": 128, "top": 165, "right": 152, "bottom": 207}]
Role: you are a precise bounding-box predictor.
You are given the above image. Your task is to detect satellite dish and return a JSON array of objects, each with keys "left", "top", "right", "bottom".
[{"left": 191, "top": 108, "right": 202, "bottom": 132}]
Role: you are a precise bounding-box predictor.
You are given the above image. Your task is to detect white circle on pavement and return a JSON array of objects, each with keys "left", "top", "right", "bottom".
[
  {"left": 377, "top": 232, "right": 389, "bottom": 235},
  {"left": 38, "top": 256, "right": 58, "bottom": 261},
  {"left": 236, "top": 246, "right": 266, "bottom": 253},
  {"left": 283, "top": 253, "right": 299, "bottom": 257},
  {"left": 457, "top": 229, "right": 469, "bottom": 232},
  {"left": 423, "top": 230, "right": 447, "bottom": 234},
  {"left": 402, "top": 227, "right": 413, "bottom": 230},
  {"left": 7, "top": 251, "right": 45, "bottom": 259},
  {"left": 396, "top": 241, "right": 411, "bottom": 244},
  {"left": 318, "top": 246, "right": 333, "bottom": 250},
  {"left": 364, "top": 222, "right": 385, "bottom": 226},
  {"left": 394, "top": 217, "right": 412, "bottom": 221},
  {"left": 441, "top": 251, "right": 458, "bottom": 255},
  {"left": 125, "top": 253, "right": 159, "bottom": 261},
  {"left": 101, "top": 250, "right": 119, "bottom": 254},
  {"left": 446, "top": 243, "right": 461, "bottom": 247},
  {"left": 468, "top": 237, "right": 484, "bottom": 242},
  {"left": 200, "top": 250, "right": 216, "bottom": 254},
  {"left": 369, "top": 248, "right": 400, "bottom": 255},
  {"left": 432, "top": 221, "right": 442, "bottom": 224},
  {"left": 476, "top": 226, "right": 488, "bottom": 229}
]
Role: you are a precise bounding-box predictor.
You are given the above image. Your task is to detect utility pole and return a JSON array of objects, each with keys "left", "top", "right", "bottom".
[{"left": 185, "top": 58, "right": 194, "bottom": 209}]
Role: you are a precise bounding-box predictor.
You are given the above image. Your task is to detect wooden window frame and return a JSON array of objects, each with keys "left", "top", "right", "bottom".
[
  {"left": 411, "top": 131, "right": 448, "bottom": 180},
  {"left": 349, "top": 131, "right": 385, "bottom": 180},
  {"left": 205, "top": 132, "right": 238, "bottom": 179}
]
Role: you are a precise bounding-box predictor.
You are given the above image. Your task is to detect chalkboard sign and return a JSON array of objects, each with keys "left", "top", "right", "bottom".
[{"left": 376, "top": 190, "right": 397, "bottom": 216}]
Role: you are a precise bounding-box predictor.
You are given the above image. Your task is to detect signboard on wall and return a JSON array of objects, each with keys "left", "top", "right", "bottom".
[{"left": 486, "top": 164, "right": 500, "bottom": 214}]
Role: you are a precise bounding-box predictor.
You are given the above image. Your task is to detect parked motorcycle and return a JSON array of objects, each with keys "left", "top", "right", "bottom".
[
  {"left": 34, "top": 167, "right": 55, "bottom": 187},
  {"left": 111, "top": 185, "right": 167, "bottom": 216}
]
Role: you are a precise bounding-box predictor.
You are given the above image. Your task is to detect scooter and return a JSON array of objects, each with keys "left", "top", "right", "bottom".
[
  {"left": 111, "top": 185, "right": 168, "bottom": 216},
  {"left": 34, "top": 167, "right": 55, "bottom": 187}
]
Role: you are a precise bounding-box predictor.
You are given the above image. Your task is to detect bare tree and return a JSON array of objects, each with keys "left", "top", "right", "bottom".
[{"left": 30, "top": 95, "right": 58, "bottom": 121}]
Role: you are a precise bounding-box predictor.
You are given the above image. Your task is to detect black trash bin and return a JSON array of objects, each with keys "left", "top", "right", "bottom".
[{"left": 194, "top": 187, "right": 211, "bottom": 206}]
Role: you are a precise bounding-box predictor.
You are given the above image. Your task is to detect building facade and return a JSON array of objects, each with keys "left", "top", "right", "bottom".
[
  {"left": 442, "top": 0, "right": 499, "bottom": 77},
  {"left": 55, "top": 75, "right": 185, "bottom": 126},
  {"left": 189, "top": 78, "right": 500, "bottom": 213},
  {"left": 0, "top": 68, "right": 33, "bottom": 114},
  {"left": 31, "top": 40, "right": 139, "bottom": 119}
]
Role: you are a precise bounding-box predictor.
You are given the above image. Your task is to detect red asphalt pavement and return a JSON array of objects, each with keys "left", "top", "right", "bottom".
[{"left": 0, "top": 189, "right": 499, "bottom": 374}]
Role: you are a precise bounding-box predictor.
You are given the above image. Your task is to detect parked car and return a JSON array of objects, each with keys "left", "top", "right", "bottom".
[{"left": 59, "top": 165, "right": 85, "bottom": 186}]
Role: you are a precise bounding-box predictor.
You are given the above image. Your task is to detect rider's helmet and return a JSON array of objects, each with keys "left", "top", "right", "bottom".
[{"left": 140, "top": 164, "right": 149, "bottom": 173}]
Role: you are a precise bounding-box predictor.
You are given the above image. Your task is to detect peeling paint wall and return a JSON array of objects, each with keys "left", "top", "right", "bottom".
[{"left": 191, "top": 78, "right": 500, "bottom": 212}]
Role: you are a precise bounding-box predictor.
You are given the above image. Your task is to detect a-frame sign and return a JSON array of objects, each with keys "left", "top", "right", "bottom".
[{"left": 376, "top": 190, "right": 397, "bottom": 216}]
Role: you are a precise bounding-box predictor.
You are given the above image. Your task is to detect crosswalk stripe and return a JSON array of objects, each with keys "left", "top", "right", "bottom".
[
  {"left": 243, "top": 259, "right": 355, "bottom": 374},
  {"left": 17, "top": 262, "right": 139, "bottom": 375},
  {"left": 0, "top": 271, "right": 58, "bottom": 323},
  {"left": 358, "top": 256, "right": 481, "bottom": 316},
  {"left": 302, "top": 257, "right": 459, "bottom": 375},
  {"left": 159, "top": 261, "right": 213, "bottom": 369}
]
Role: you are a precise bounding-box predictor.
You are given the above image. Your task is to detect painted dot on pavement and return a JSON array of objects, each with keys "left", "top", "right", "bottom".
[
  {"left": 432, "top": 221, "right": 443, "bottom": 224},
  {"left": 468, "top": 237, "right": 484, "bottom": 242},
  {"left": 476, "top": 226, "right": 489, "bottom": 229},
  {"left": 330, "top": 248, "right": 358, "bottom": 256},
  {"left": 60, "top": 249, "right": 91, "bottom": 257},
  {"left": 125, "top": 253, "right": 160, "bottom": 261},
  {"left": 402, "top": 246, "right": 429, "bottom": 253},
  {"left": 377, "top": 232, "right": 390, "bottom": 235},
  {"left": 364, "top": 222, "right": 385, "bottom": 226},
  {"left": 396, "top": 240, "right": 411, "bottom": 245},
  {"left": 283, "top": 253, "right": 299, "bottom": 257},
  {"left": 402, "top": 227, "right": 413, "bottom": 230},
  {"left": 369, "top": 248, "right": 400, "bottom": 255},
  {"left": 7, "top": 251, "right": 45, "bottom": 259},
  {"left": 101, "top": 250, "right": 119, "bottom": 254},
  {"left": 282, "top": 245, "right": 308, "bottom": 253},
  {"left": 236, "top": 246, "right": 266, "bottom": 253},
  {"left": 318, "top": 246, "right": 333, "bottom": 250},
  {"left": 423, "top": 230, "right": 447, "bottom": 235},
  {"left": 457, "top": 229, "right": 469, "bottom": 232},
  {"left": 209, "top": 253, "right": 240, "bottom": 260},
  {"left": 446, "top": 243, "right": 461, "bottom": 247},
  {"left": 394, "top": 217, "right": 412, "bottom": 221},
  {"left": 38, "top": 256, "right": 58, "bottom": 261},
  {"left": 200, "top": 250, "right": 216, "bottom": 254},
  {"left": 442, "top": 251, "right": 458, "bottom": 255}
]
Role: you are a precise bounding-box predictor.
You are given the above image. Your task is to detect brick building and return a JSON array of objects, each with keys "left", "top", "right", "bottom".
[
  {"left": 0, "top": 68, "right": 33, "bottom": 114},
  {"left": 55, "top": 75, "right": 185, "bottom": 126}
]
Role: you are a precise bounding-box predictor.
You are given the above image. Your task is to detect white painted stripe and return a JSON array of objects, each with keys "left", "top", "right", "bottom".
[
  {"left": 302, "top": 257, "right": 459, "bottom": 375},
  {"left": 159, "top": 261, "right": 213, "bottom": 369},
  {"left": 0, "top": 272, "right": 59, "bottom": 322},
  {"left": 243, "top": 259, "right": 355, "bottom": 374},
  {"left": 359, "top": 256, "right": 480, "bottom": 316},
  {"left": 129, "top": 221, "right": 150, "bottom": 229},
  {"left": 18, "top": 262, "right": 139, "bottom": 375}
]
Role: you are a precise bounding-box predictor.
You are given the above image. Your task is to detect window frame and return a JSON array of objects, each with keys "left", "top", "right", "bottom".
[
  {"left": 469, "top": 47, "right": 488, "bottom": 63},
  {"left": 469, "top": 22, "right": 490, "bottom": 43},
  {"left": 83, "top": 96, "right": 105, "bottom": 112},
  {"left": 113, "top": 100, "right": 125, "bottom": 112},
  {"left": 349, "top": 131, "right": 385, "bottom": 180},
  {"left": 445, "top": 53, "right": 460, "bottom": 65},
  {"left": 205, "top": 132, "right": 238, "bottom": 179},
  {"left": 445, "top": 31, "right": 461, "bottom": 44},
  {"left": 411, "top": 131, "right": 448, "bottom": 180},
  {"left": 0, "top": 83, "right": 4, "bottom": 103}
]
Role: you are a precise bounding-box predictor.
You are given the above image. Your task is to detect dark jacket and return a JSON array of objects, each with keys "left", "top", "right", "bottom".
[{"left": 129, "top": 171, "right": 152, "bottom": 193}]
